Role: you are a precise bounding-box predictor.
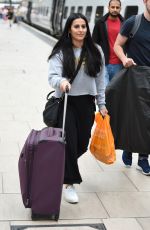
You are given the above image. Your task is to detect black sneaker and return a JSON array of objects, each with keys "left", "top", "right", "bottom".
[
  {"left": 122, "top": 151, "right": 132, "bottom": 167},
  {"left": 137, "top": 158, "right": 150, "bottom": 175}
]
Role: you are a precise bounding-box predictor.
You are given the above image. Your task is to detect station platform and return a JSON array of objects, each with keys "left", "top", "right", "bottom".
[{"left": 0, "top": 19, "right": 150, "bottom": 230}]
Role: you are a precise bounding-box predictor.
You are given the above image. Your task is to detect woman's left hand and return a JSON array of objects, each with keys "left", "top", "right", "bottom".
[{"left": 100, "top": 107, "right": 108, "bottom": 117}]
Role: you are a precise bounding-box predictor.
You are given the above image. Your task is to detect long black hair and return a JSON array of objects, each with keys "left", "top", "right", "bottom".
[{"left": 48, "top": 13, "right": 103, "bottom": 79}]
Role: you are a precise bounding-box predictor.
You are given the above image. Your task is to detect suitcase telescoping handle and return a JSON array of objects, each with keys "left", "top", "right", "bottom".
[{"left": 62, "top": 86, "right": 69, "bottom": 141}]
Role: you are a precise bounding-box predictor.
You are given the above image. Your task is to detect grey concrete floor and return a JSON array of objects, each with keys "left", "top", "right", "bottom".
[{"left": 0, "top": 19, "right": 150, "bottom": 230}]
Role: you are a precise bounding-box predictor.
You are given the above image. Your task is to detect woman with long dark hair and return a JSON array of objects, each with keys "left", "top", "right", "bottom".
[{"left": 48, "top": 13, "right": 108, "bottom": 204}]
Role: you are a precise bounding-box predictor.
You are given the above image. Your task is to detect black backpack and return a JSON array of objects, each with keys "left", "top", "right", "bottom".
[
  {"left": 129, "top": 14, "right": 142, "bottom": 38},
  {"left": 124, "top": 14, "right": 142, "bottom": 52}
]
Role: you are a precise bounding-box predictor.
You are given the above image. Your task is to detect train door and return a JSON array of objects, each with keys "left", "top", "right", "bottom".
[
  {"left": 121, "top": 0, "right": 144, "bottom": 18},
  {"left": 124, "top": 5, "right": 138, "bottom": 19},
  {"left": 51, "top": 0, "right": 65, "bottom": 36},
  {"left": 50, "top": 0, "right": 57, "bottom": 34}
]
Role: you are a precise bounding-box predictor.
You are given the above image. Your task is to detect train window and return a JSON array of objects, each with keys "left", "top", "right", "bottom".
[
  {"left": 78, "top": 6, "right": 83, "bottom": 14},
  {"left": 70, "top": 6, "right": 75, "bottom": 14},
  {"left": 64, "top": 7, "right": 68, "bottom": 19},
  {"left": 124, "top": 6, "right": 138, "bottom": 19},
  {"left": 95, "top": 6, "right": 104, "bottom": 23},
  {"left": 86, "top": 6, "right": 92, "bottom": 22}
]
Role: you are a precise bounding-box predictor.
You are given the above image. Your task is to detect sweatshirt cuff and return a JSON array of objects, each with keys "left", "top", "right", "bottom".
[
  {"left": 59, "top": 78, "right": 68, "bottom": 86},
  {"left": 98, "top": 104, "right": 106, "bottom": 110}
]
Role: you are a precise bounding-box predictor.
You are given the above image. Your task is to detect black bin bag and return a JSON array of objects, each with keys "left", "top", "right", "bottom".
[{"left": 106, "top": 66, "right": 150, "bottom": 154}]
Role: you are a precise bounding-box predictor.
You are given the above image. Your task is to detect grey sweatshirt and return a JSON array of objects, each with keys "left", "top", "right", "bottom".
[{"left": 48, "top": 46, "right": 106, "bottom": 109}]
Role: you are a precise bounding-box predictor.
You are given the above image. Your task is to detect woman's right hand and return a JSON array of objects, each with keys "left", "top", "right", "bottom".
[
  {"left": 60, "top": 80, "right": 71, "bottom": 92},
  {"left": 100, "top": 107, "right": 108, "bottom": 117}
]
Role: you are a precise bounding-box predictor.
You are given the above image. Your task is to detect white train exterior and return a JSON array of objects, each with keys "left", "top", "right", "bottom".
[{"left": 20, "top": 0, "right": 144, "bottom": 37}]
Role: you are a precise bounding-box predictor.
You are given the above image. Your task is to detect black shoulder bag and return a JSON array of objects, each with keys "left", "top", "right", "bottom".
[{"left": 43, "top": 56, "right": 83, "bottom": 127}]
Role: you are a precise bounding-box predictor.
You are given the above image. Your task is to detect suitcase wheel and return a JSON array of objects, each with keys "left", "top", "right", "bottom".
[
  {"left": 54, "top": 214, "right": 59, "bottom": 221},
  {"left": 32, "top": 212, "right": 59, "bottom": 221}
]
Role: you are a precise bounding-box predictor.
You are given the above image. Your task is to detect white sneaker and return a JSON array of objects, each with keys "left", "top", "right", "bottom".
[{"left": 64, "top": 185, "right": 79, "bottom": 204}]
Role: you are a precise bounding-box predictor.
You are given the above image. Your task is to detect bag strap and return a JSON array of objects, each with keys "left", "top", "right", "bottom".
[
  {"left": 129, "top": 14, "right": 142, "bottom": 38},
  {"left": 46, "top": 90, "right": 55, "bottom": 100},
  {"left": 69, "top": 52, "right": 84, "bottom": 84}
]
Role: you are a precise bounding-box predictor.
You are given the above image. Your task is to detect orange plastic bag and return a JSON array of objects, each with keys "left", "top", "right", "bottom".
[{"left": 90, "top": 113, "right": 116, "bottom": 164}]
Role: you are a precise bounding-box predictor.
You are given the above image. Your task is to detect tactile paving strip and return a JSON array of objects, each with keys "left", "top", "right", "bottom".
[{"left": 11, "top": 223, "right": 107, "bottom": 230}]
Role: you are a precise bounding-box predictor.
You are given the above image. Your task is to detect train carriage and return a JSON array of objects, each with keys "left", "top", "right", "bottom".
[{"left": 20, "top": 0, "right": 144, "bottom": 37}]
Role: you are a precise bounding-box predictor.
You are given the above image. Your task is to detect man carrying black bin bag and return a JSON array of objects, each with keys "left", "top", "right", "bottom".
[{"left": 108, "top": 0, "right": 150, "bottom": 175}]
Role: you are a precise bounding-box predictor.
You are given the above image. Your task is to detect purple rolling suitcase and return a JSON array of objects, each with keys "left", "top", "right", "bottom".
[{"left": 18, "top": 93, "right": 68, "bottom": 221}]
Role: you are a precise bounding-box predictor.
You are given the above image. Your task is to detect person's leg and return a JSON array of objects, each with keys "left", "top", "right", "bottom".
[
  {"left": 58, "top": 95, "right": 95, "bottom": 203},
  {"left": 9, "top": 19, "right": 11, "bottom": 27},
  {"left": 58, "top": 95, "right": 95, "bottom": 184},
  {"left": 64, "top": 108, "right": 82, "bottom": 185},
  {"left": 64, "top": 95, "right": 95, "bottom": 181},
  {"left": 58, "top": 98, "right": 82, "bottom": 185},
  {"left": 137, "top": 154, "right": 150, "bottom": 175},
  {"left": 57, "top": 98, "right": 80, "bottom": 203},
  {"left": 109, "top": 64, "right": 123, "bottom": 81},
  {"left": 122, "top": 150, "right": 132, "bottom": 167},
  {"left": 74, "top": 95, "right": 95, "bottom": 158}
]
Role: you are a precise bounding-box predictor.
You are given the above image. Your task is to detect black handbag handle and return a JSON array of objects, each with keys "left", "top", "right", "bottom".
[{"left": 46, "top": 90, "right": 55, "bottom": 100}]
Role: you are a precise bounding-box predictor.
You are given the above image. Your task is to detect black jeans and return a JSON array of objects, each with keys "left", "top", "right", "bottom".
[{"left": 58, "top": 95, "right": 95, "bottom": 184}]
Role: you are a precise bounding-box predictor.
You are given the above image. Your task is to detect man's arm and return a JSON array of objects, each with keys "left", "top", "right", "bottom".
[{"left": 114, "top": 33, "right": 136, "bottom": 67}]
